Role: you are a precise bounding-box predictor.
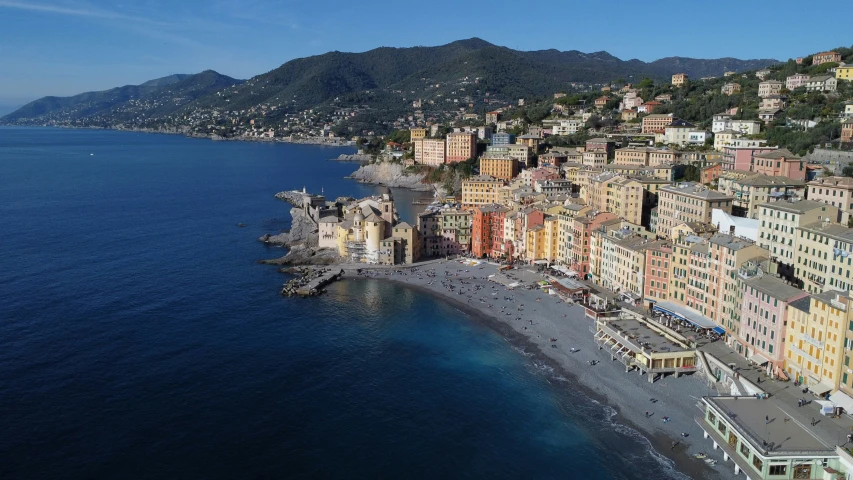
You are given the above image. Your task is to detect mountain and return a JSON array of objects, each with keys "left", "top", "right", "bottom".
[
  {"left": 1, "top": 39, "right": 779, "bottom": 132},
  {"left": 2, "top": 70, "right": 241, "bottom": 124},
  {"left": 188, "top": 39, "right": 778, "bottom": 112}
]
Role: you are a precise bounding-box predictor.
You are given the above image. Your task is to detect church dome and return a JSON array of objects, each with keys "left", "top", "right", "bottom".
[{"left": 353, "top": 211, "right": 365, "bottom": 222}]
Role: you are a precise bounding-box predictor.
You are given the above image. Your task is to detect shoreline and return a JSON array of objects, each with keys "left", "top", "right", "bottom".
[
  {"left": 336, "top": 262, "right": 725, "bottom": 480},
  {"left": 0, "top": 124, "right": 356, "bottom": 147}
]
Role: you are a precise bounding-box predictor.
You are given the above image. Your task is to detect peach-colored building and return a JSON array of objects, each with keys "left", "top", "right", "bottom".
[
  {"left": 807, "top": 176, "right": 853, "bottom": 224},
  {"left": 757, "top": 80, "right": 783, "bottom": 98},
  {"left": 843, "top": 118, "right": 853, "bottom": 143},
  {"left": 671, "top": 73, "right": 687, "bottom": 86},
  {"left": 582, "top": 149, "right": 608, "bottom": 167},
  {"left": 613, "top": 147, "right": 653, "bottom": 166},
  {"left": 642, "top": 114, "right": 675, "bottom": 134},
  {"left": 649, "top": 149, "right": 678, "bottom": 166},
  {"left": 445, "top": 132, "right": 477, "bottom": 164},
  {"left": 568, "top": 212, "right": 618, "bottom": 279},
  {"left": 812, "top": 51, "right": 842, "bottom": 65},
  {"left": 594, "top": 96, "right": 609, "bottom": 108},
  {"left": 738, "top": 267, "right": 808, "bottom": 376},
  {"left": 414, "top": 138, "right": 445, "bottom": 166},
  {"left": 643, "top": 242, "right": 672, "bottom": 303}
]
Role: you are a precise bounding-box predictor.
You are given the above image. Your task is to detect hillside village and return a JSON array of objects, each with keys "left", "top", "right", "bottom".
[{"left": 279, "top": 47, "right": 853, "bottom": 479}]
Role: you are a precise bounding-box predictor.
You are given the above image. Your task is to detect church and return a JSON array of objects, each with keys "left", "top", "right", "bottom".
[{"left": 317, "top": 188, "right": 420, "bottom": 265}]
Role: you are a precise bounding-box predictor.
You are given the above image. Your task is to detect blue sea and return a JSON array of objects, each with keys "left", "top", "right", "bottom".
[{"left": 0, "top": 127, "right": 688, "bottom": 479}]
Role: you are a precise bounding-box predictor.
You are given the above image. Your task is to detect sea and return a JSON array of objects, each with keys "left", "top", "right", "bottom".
[{"left": 0, "top": 127, "right": 689, "bottom": 479}]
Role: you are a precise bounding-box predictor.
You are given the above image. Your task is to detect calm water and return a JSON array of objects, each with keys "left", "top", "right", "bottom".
[{"left": 0, "top": 127, "right": 686, "bottom": 479}]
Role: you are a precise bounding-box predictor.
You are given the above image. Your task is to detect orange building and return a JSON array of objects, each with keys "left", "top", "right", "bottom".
[
  {"left": 446, "top": 132, "right": 477, "bottom": 164},
  {"left": 480, "top": 157, "right": 518, "bottom": 181},
  {"left": 812, "top": 51, "right": 841, "bottom": 65},
  {"left": 671, "top": 73, "right": 688, "bottom": 86},
  {"left": 700, "top": 163, "right": 723, "bottom": 184},
  {"left": 472, "top": 205, "right": 508, "bottom": 258},
  {"left": 643, "top": 242, "right": 672, "bottom": 305}
]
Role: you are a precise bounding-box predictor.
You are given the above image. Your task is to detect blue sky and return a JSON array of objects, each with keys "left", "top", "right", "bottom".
[{"left": 1, "top": 0, "right": 852, "bottom": 109}]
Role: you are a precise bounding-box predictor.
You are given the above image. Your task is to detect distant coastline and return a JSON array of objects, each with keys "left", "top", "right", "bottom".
[{"left": 0, "top": 124, "right": 355, "bottom": 148}]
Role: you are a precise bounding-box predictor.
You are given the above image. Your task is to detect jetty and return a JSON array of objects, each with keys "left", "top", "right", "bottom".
[{"left": 282, "top": 268, "right": 343, "bottom": 297}]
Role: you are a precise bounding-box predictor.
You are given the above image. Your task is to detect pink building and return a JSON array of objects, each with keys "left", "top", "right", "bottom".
[
  {"left": 751, "top": 148, "right": 806, "bottom": 180},
  {"left": 786, "top": 73, "right": 810, "bottom": 90},
  {"left": 721, "top": 146, "right": 777, "bottom": 171},
  {"left": 530, "top": 168, "right": 560, "bottom": 187},
  {"left": 643, "top": 243, "right": 672, "bottom": 303},
  {"left": 739, "top": 271, "right": 808, "bottom": 377}
]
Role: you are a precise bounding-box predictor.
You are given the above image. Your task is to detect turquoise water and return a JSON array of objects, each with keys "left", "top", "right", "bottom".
[{"left": 0, "top": 127, "right": 686, "bottom": 479}]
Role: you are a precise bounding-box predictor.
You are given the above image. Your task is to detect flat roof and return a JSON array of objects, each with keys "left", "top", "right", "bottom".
[
  {"left": 706, "top": 397, "right": 833, "bottom": 453},
  {"left": 604, "top": 316, "right": 691, "bottom": 354}
]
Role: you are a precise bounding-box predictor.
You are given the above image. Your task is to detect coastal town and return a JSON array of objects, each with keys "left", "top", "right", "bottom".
[{"left": 264, "top": 49, "right": 853, "bottom": 480}]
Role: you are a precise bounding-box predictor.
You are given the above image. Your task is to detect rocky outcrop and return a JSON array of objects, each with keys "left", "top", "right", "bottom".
[
  {"left": 259, "top": 245, "right": 340, "bottom": 266},
  {"left": 332, "top": 153, "right": 373, "bottom": 162},
  {"left": 348, "top": 162, "right": 432, "bottom": 191},
  {"left": 259, "top": 207, "right": 318, "bottom": 248}
]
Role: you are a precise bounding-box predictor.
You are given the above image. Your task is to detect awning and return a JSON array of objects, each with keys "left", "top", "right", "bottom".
[
  {"left": 830, "top": 390, "right": 853, "bottom": 413},
  {"left": 652, "top": 301, "right": 717, "bottom": 329},
  {"left": 712, "top": 326, "right": 726, "bottom": 335},
  {"left": 749, "top": 353, "right": 770, "bottom": 366},
  {"left": 810, "top": 381, "right": 833, "bottom": 396},
  {"left": 534, "top": 260, "right": 549, "bottom": 265}
]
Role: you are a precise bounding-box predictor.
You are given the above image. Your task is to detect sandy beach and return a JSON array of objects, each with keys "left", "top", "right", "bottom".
[{"left": 338, "top": 259, "right": 730, "bottom": 480}]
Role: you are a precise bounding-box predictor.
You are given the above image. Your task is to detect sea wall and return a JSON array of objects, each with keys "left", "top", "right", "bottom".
[{"left": 348, "top": 162, "right": 432, "bottom": 191}]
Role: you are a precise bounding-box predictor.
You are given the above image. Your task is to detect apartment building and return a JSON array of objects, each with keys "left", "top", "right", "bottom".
[
  {"left": 795, "top": 221, "right": 853, "bottom": 294},
  {"left": 413, "top": 138, "right": 445, "bottom": 166},
  {"left": 613, "top": 147, "right": 653, "bottom": 166},
  {"left": 721, "top": 83, "right": 741, "bottom": 95},
  {"left": 784, "top": 290, "right": 851, "bottom": 395},
  {"left": 409, "top": 128, "right": 427, "bottom": 141},
  {"left": 757, "top": 80, "right": 783, "bottom": 98},
  {"left": 738, "top": 264, "right": 809, "bottom": 377},
  {"left": 751, "top": 148, "right": 806, "bottom": 180},
  {"left": 582, "top": 149, "right": 608, "bottom": 167},
  {"left": 525, "top": 216, "right": 559, "bottom": 263},
  {"left": 485, "top": 144, "right": 532, "bottom": 167},
  {"left": 812, "top": 51, "right": 842, "bottom": 65},
  {"left": 843, "top": 119, "right": 853, "bottom": 143},
  {"left": 445, "top": 132, "right": 477, "bottom": 163},
  {"left": 837, "top": 66, "right": 853, "bottom": 82},
  {"left": 805, "top": 75, "right": 838, "bottom": 93},
  {"left": 786, "top": 73, "right": 810, "bottom": 90},
  {"left": 657, "top": 182, "right": 734, "bottom": 239},
  {"left": 649, "top": 149, "right": 678, "bottom": 166},
  {"left": 642, "top": 114, "right": 676, "bottom": 134},
  {"left": 756, "top": 200, "right": 839, "bottom": 281},
  {"left": 643, "top": 242, "right": 673, "bottom": 304},
  {"left": 587, "top": 173, "right": 644, "bottom": 226},
  {"left": 471, "top": 204, "right": 507, "bottom": 258},
  {"left": 720, "top": 145, "right": 777, "bottom": 171},
  {"left": 418, "top": 207, "right": 472, "bottom": 258},
  {"left": 593, "top": 229, "right": 654, "bottom": 301},
  {"left": 566, "top": 212, "right": 618, "bottom": 278},
  {"left": 479, "top": 157, "right": 518, "bottom": 181},
  {"left": 671, "top": 73, "right": 688, "bottom": 86},
  {"left": 461, "top": 175, "right": 504, "bottom": 207},
  {"left": 556, "top": 204, "right": 592, "bottom": 264},
  {"left": 717, "top": 173, "right": 806, "bottom": 218},
  {"left": 707, "top": 234, "right": 769, "bottom": 335},
  {"left": 807, "top": 176, "right": 853, "bottom": 224}
]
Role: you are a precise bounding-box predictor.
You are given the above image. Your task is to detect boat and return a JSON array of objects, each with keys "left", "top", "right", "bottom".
[{"left": 693, "top": 453, "right": 707, "bottom": 459}]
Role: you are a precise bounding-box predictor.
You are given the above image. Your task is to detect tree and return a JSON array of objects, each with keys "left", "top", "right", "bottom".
[
  {"left": 637, "top": 78, "right": 654, "bottom": 90},
  {"left": 682, "top": 165, "right": 701, "bottom": 182}
]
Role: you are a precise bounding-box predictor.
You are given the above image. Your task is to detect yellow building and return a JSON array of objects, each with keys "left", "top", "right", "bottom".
[
  {"left": 592, "top": 228, "right": 653, "bottom": 301},
  {"left": 461, "top": 175, "right": 504, "bottom": 207},
  {"left": 410, "top": 128, "right": 427, "bottom": 141},
  {"left": 587, "top": 173, "right": 644, "bottom": 225},
  {"left": 672, "top": 73, "right": 688, "bottom": 87},
  {"left": 836, "top": 66, "right": 853, "bottom": 82},
  {"left": 794, "top": 221, "right": 853, "bottom": 294},
  {"left": 525, "top": 216, "right": 559, "bottom": 263},
  {"left": 582, "top": 149, "right": 608, "bottom": 167},
  {"left": 480, "top": 157, "right": 518, "bottom": 181},
  {"left": 785, "top": 291, "right": 852, "bottom": 394}
]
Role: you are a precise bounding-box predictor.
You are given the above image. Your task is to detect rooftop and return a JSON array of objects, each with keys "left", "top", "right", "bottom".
[
  {"left": 705, "top": 397, "right": 834, "bottom": 454},
  {"left": 756, "top": 199, "right": 834, "bottom": 214},
  {"left": 709, "top": 233, "right": 755, "bottom": 251},
  {"left": 743, "top": 274, "right": 808, "bottom": 302},
  {"left": 661, "top": 182, "right": 734, "bottom": 200},
  {"left": 800, "top": 221, "right": 853, "bottom": 242},
  {"left": 602, "top": 315, "right": 692, "bottom": 354},
  {"left": 753, "top": 148, "right": 800, "bottom": 160}
]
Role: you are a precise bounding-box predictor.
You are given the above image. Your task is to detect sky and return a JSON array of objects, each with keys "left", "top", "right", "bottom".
[{"left": 1, "top": 0, "right": 852, "bottom": 110}]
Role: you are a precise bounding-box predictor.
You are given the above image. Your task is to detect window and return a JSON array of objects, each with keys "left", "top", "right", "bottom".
[
  {"left": 752, "top": 455, "right": 763, "bottom": 471},
  {"left": 768, "top": 464, "right": 787, "bottom": 476},
  {"left": 740, "top": 442, "right": 750, "bottom": 457}
]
